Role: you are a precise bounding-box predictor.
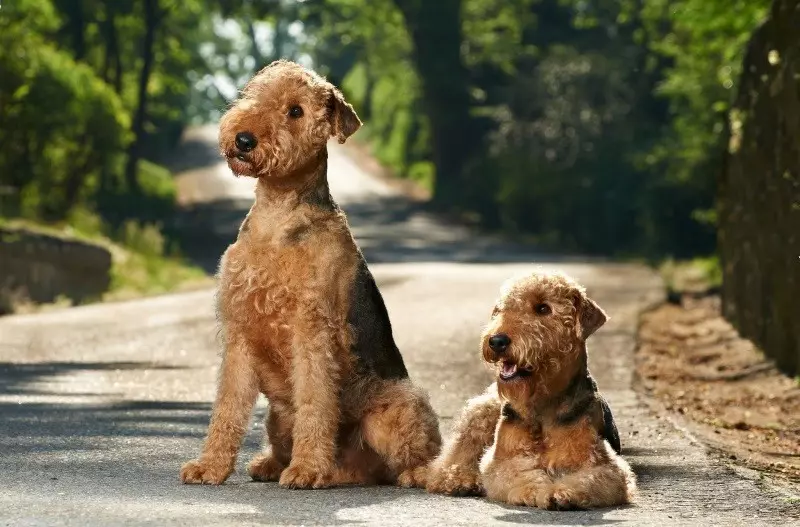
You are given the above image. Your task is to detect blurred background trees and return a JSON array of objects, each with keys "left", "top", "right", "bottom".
[
  {"left": 2, "top": 0, "right": 796, "bottom": 370},
  {"left": 0, "top": 0, "right": 790, "bottom": 255},
  {"left": 300, "top": 0, "right": 773, "bottom": 257}
]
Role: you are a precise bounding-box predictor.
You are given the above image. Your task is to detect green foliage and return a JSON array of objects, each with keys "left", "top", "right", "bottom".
[
  {"left": 308, "top": 0, "right": 434, "bottom": 184},
  {"left": 0, "top": 0, "right": 232, "bottom": 222},
  {"left": 0, "top": 0, "right": 780, "bottom": 268},
  {"left": 118, "top": 220, "right": 166, "bottom": 257},
  {"left": 639, "top": 0, "right": 771, "bottom": 190},
  {"left": 0, "top": 0, "right": 214, "bottom": 302},
  {"left": 107, "top": 244, "right": 208, "bottom": 301},
  {"left": 0, "top": 1, "right": 129, "bottom": 220},
  {"left": 300, "top": 0, "right": 770, "bottom": 257},
  {"left": 660, "top": 256, "right": 722, "bottom": 294},
  {"left": 95, "top": 158, "right": 178, "bottom": 225},
  {"left": 461, "top": 0, "right": 536, "bottom": 73},
  {"left": 136, "top": 160, "right": 176, "bottom": 202}
]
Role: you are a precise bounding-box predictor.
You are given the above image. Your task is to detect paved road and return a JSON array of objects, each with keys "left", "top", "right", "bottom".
[{"left": 0, "top": 128, "right": 796, "bottom": 526}]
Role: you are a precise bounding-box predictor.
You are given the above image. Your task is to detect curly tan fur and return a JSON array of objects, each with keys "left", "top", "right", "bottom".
[
  {"left": 180, "top": 60, "right": 440, "bottom": 489},
  {"left": 427, "top": 271, "right": 636, "bottom": 509}
]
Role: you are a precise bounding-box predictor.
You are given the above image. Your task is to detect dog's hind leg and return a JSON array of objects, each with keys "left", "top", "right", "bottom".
[
  {"left": 426, "top": 383, "right": 501, "bottom": 496},
  {"left": 328, "top": 427, "right": 391, "bottom": 486},
  {"left": 248, "top": 401, "right": 294, "bottom": 482},
  {"left": 361, "top": 380, "right": 442, "bottom": 488}
]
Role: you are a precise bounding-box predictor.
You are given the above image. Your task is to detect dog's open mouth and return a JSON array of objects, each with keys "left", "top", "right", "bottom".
[
  {"left": 225, "top": 153, "right": 255, "bottom": 177},
  {"left": 499, "top": 360, "right": 531, "bottom": 381}
]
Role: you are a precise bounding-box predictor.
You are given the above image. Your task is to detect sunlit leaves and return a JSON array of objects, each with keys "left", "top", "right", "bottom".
[
  {"left": 0, "top": 10, "right": 129, "bottom": 219},
  {"left": 639, "top": 0, "right": 770, "bottom": 183},
  {"left": 462, "top": 0, "right": 536, "bottom": 72}
]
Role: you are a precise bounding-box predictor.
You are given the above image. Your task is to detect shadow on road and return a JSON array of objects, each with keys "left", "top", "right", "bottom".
[
  {"left": 0, "top": 363, "right": 765, "bottom": 524},
  {"left": 0, "top": 361, "right": 185, "bottom": 397},
  {"left": 493, "top": 507, "right": 626, "bottom": 525},
  {"left": 163, "top": 126, "right": 588, "bottom": 273},
  {"left": 172, "top": 193, "right": 583, "bottom": 274},
  {"left": 0, "top": 400, "right": 211, "bottom": 450}
]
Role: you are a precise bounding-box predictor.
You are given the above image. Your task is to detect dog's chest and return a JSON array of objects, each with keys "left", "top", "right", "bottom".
[
  {"left": 539, "top": 420, "right": 600, "bottom": 472},
  {"left": 496, "top": 405, "right": 600, "bottom": 473},
  {"left": 218, "top": 238, "right": 315, "bottom": 345}
]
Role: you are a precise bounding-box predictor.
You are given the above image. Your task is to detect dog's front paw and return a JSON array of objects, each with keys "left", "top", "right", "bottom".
[
  {"left": 546, "top": 486, "right": 589, "bottom": 510},
  {"left": 426, "top": 464, "right": 482, "bottom": 496},
  {"left": 506, "top": 484, "right": 557, "bottom": 508},
  {"left": 180, "top": 458, "right": 233, "bottom": 485},
  {"left": 279, "top": 461, "right": 333, "bottom": 489}
]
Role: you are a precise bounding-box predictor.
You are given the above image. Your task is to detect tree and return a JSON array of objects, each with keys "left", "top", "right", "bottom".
[
  {"left": 392, "top": 0, "right": 486, "bottom": 210},
  {"left": 0, "top": 0, "right": 129, "bottom": 220},
  {"left": 123, "top": 0, "right": 159, "bottom": 197},
  {"left": 718, "top": 0, "right": 800, "bottom": 375}
]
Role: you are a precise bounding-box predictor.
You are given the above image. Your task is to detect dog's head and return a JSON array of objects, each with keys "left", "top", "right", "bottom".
[
  {"left": 481, "top": 271, "right": 607, "bottom": 392},
  {"left": 219, "top": 60, "right": 361, "bottom": 178}
]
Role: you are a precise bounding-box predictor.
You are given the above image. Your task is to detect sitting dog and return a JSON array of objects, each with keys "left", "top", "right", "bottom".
[
  {"left": 427, "top": 271, "right": 635, "bottom": 509},
  {"left": 180, "top": 60, "right": 441, "bottom": 489}
]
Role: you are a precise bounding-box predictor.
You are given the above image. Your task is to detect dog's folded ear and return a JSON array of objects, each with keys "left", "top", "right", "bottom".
[
  {"left": 574, "top": 292, "right": 608, "bottom": 340},
  {"left": 328, "top": 87, "right": 362, "bottom": 143}
]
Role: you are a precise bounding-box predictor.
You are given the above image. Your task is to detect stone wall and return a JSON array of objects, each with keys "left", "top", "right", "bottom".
[
  {"left": 0, "top": 227, "right": 112, "bottom": 313},
  {"left": 718, "top": 0, "right": 800, "bottom": 375}
]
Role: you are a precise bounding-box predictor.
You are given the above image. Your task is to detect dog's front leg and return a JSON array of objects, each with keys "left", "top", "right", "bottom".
[
  {"left": 181, "top": 335, "right": 259, "bottom": 484},
  {"left": 548, "top": 444, "right": 637, "bottom": 509},
  {"left": 426, "top": 383, "right": 501, "bottom": 496},
  {"left": 478, "top": 416, "right": 556, "bottom": 508},
  {"left": 279, "top": 312, "right": 343, "bottom": 489}
]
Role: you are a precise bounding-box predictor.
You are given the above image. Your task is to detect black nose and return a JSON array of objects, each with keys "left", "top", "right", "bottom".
[
  {"left": 488, "top": 333, "right": 511, "bottom": 353},
  {"left": 235, "top": 131, "right": 257, "bottom": 152}
]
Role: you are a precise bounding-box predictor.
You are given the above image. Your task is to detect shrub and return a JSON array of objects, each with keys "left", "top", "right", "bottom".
[{"left": 0, "top": 1, "right": 130, "bottom": 221}]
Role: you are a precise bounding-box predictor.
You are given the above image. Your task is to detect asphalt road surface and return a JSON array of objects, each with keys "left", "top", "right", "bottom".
[{"left": 0, "top": 127, "right": 796, "bottom": 526}]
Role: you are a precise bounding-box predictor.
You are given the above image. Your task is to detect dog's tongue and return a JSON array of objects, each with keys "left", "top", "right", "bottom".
[{"left": 500, "top": 361, "right": 518, "bottom": 379}]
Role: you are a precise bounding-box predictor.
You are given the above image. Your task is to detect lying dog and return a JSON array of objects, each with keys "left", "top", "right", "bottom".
[{"left": 427, "top": 271, "right": 635, "bottom": 509}]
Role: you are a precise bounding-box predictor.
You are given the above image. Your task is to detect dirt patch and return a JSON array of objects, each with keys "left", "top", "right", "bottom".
[{"left": 636, "top": 295, "right": 800, "bottom": 489}]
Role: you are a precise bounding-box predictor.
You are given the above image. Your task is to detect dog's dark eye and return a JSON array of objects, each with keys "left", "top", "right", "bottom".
[
  {"left": 288, "top": 105, "right": 303, "bottom": 118},
  {"left": 534, "top": 303, "right": 551, "bottom": 315}
]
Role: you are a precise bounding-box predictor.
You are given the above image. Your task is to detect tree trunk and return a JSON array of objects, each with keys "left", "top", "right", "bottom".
[
  {"left": 63, "top": 137, "right": 95, "bottom": 215},
  {"left": 102, "top": 4, "right": 123, "bottom": 93},
  {"left": 123, "top": 0, "right": 159, "bottom": 196},
  {"left": 272, "top": 17, "right": 289, "bottom": 61},
  {"left": 392, "top": 0, "right": 483, "bottom": 210},
  {"left": 718, "top": 0, "right": 800, "bottom": 375},
  {"left": 67, "top": 0, "right": 86, "bottom": 61}
]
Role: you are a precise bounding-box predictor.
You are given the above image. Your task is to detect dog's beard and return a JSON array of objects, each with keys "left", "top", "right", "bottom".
[{"left": 226, "top": 155, "right": 257, "bottom": 177}]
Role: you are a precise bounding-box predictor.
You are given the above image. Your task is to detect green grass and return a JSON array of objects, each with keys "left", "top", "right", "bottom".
[
  {"left": 105, "top": 245, "right": 209, "bottom": 302},
  {"left": 104, "top": 220, "right": 209, "bottom": 301},
  {"left": 659, "top": 255, "right": 722, "bottom": 294}
]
